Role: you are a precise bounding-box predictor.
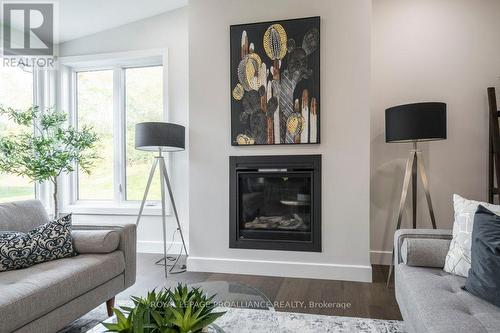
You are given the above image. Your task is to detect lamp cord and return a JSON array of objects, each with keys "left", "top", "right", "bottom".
[{"left": 155, "top": 227, "right": 187, "bottom": 274}]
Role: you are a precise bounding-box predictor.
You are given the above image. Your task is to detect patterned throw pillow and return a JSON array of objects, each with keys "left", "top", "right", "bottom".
[
  {"left": 444, "top": 195, "right": 500, "bottom": 277},
  {"left": 464, "top": 205, "right": 500, "bottom": 307},
  {"left": 0, "top": 214, "right": 75, "bottom": 272}
]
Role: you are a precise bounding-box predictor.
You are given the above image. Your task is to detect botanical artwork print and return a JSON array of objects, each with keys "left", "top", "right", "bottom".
[
  {"left": 230, "top": 17, "right": 320, "bottom": 146},
  {"left": 0, "top": 214, "right": 74, "bottom": 272}
]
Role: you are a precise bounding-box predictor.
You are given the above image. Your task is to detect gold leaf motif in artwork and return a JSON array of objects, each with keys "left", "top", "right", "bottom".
[
  {"left": 236, "top": 134, "right": 255, "bottom": 145},
  {"left": 232, "top": 84, "right": 244, "bottom": 100},
  {"left": 286, "top": 113, "right": 305, "bottom": 135},
  {"left": 263, "top": 24, "right": 287, "bottom": 60},
  {"left": 245, "top": 61, "right": 256, "bottom": 86},
  {"left": 247, "top": 53, "right": 262, "bottom": 67}
]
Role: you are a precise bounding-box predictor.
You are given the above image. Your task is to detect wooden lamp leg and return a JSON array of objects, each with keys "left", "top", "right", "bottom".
[{"left": 106, "top": 297, "right": 115, "bottom": 317}]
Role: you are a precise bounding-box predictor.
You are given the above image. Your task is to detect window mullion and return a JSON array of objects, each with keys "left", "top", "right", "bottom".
[
  {"left": 32, "top": 69, "right": 42, "bottom": 203},
  {"left": 113, "top": 67, "right": 126, "bottom": 203},
  {"left": 69, "top": 70, "right": 78, "bottom": 205}
]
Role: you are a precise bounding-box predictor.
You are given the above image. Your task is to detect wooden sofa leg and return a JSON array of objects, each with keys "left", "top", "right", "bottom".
[{"left": 106, "top": 297, "right": 115, "bottom": 317}]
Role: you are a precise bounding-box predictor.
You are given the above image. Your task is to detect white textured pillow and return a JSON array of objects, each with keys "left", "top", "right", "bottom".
[{"left": 444, "top": 194, "right": 500, "bottom": 277}]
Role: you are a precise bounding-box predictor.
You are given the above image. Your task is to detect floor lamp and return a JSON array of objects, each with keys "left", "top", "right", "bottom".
[
  {"left": 135, "top": 122, "right": 188, "bottom": 278},
  {"left": 385, "top": 102, "right": 447, "bottom": 286}
]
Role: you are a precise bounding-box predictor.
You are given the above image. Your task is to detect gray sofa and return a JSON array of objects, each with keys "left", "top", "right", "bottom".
[
  {"left": 0, "top": 200, "right": 137, "bottom": 333},
  {"left": 395, "top": 229, "right": 500, "bottom": 333}
]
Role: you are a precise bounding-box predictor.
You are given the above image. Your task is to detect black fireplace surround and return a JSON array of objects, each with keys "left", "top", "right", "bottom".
[{"left": 229, "top": 155, "right": 321, "bottom": 252}]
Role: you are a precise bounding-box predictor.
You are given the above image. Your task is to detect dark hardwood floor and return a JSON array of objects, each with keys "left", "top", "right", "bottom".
[{"left": 118, "top": 253, "right": 401, "bottom": 321}]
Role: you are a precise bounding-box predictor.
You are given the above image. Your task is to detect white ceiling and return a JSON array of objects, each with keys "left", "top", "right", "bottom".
[
  {"left": 58, "top": 0, "right": 188, "bottom": 42},
  {"left": 7, "top": 0, "right": 188, "bottom": 43}
]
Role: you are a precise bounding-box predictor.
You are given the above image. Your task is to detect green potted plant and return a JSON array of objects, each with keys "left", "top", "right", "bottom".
[
  {"left": 103, "top": 284, "right": 226, "bottom": 333},
  {"left": 0, "top": 105, "right": 99, "bottom": 216}
]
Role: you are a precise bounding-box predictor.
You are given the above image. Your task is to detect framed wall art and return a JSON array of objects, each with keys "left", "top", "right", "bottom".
[{"left": 230, "top": 16, "right": 320, "bottom": 146}]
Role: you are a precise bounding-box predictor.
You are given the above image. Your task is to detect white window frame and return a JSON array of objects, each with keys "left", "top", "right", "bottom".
[
  {"left": 0, "top": 63, "right": 42, "bottom": 203},
  {"left": 33, "top": 67, "right": 56, "bottom": 210},
  {"left": 58, "top": 49, "right": 169, "bottom": 215}
]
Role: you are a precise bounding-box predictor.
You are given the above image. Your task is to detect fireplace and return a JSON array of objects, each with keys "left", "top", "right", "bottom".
[{"left": 229, "top": 155, "right": 321, "bottom": 252}]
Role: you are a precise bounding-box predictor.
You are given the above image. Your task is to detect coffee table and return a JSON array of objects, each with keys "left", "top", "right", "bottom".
[
  {"left": 189, "top": 280, "right": 275, "bottom": 311},
  {"left": 87, "top": 281, "right": 275, "bottom": 332}
]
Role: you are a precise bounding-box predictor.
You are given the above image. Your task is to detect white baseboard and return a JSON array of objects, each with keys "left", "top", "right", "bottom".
[
  {"left": 137, "top": 240, "right": 183, "bottom": 254},
  {"left": 139, "top": 245, "right": 387, "bottom": 280},
  {"left": 370, "top": 250, "right": 392, "bottom": 265},
  {"left": 187, "top": 256, "right": 372, "bottom": 282}
]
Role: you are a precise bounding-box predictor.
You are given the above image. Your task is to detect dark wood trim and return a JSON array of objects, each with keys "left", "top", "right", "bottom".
[{"left": 488, "top": 87, "right": 500, "bottom": 203}]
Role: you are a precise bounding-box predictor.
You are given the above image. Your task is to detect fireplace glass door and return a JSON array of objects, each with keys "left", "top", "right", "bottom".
[{"left": 238, "top": 171, "right": 312, "bottom": 242}]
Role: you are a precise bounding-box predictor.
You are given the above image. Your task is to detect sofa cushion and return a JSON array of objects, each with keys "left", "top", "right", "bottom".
[
  {"left": 72, "top": 229, "right": 120, "bottom": 254},
  {"left": 465, "top": 206, "right": 500, "bottom": 307},
  {"left": 444, "top": 194, "right": 500, "bottom": 277},
  {"left": 0, "top": 214, "right": 75, "bottom": 272},
  {"left": 0, "top": 251, "right": 125, "bottom": 332},
  {"left": 396, "top": 264, "right": 500, "bottom": 333},
  {"left": 0, "top": 200, "right": 48, "bottom": 233}
]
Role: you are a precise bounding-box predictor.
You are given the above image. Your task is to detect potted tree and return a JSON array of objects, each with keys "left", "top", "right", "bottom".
[{"left": 0, "top": 105, "right": 99, "bottom": 216}]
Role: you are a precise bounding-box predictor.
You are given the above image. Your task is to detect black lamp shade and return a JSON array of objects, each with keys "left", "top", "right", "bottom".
[
  {"left": 385, "top": 102, "right": 447, "bottom": 143},
  {"left": 135, "top": 122, "right": 185, "bottom": 152}
]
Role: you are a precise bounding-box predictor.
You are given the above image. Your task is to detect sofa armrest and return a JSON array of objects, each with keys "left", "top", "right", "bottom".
[
  {"left": 72, "top": 223, "right": 136, "bottom": 288},
  {"left": 72, "top": 229, "right": 120, "bottom": 254},
  {"left": 401, "top": 238, "right": 451, "bottom": 267},
  {"left": 394, "top": 229, "right": 452, "bottom": 266}
]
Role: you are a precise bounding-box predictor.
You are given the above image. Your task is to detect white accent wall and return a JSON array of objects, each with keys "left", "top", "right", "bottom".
[
  {"left": 59, "top": 8, "right": 189, "bottom": 254},
  {"left": 188, "top": 0, "right": 372, "bottom": 282},
  {"left": 371, "top": 0, "right": 500, "bottom": 264},
  {"left": 54, "top": 0, "right": 500, "bottom": 277}
]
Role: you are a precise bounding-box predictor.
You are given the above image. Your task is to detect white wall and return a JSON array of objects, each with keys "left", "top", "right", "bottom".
[
  {"left": 371, "top": 0, "right": 500, "bottom": 263},
  {"left": 59, "top": 8, "right": 189, "bottom": 253},
  {"left": 53, "top": 0, "right": 500, "bottom": 272},
  {"left": 188, "top": 0, "right": 372, "bottom": 282}
]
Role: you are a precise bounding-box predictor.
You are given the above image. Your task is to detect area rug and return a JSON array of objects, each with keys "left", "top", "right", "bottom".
[{"left": 59, "top": 301, "right": 405, "bottom": 333}]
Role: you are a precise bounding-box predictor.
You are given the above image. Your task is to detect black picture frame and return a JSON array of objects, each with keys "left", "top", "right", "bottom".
[{"left": 230, "top": 16, "right": 321, "bottom": 146}]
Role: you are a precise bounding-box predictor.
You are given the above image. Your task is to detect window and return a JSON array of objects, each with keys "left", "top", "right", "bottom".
[
  {"left": 76, "top": 70, "right": 114, "bottom": 200},
  {"left": 125, "top": 66, "right": 163, "bottom": 200},
  {"left": 0, "top": 66, "right": 35, "bottom": 202},
  {"left": 72, "top": 60, "right": 164, "bottom": 207}
]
